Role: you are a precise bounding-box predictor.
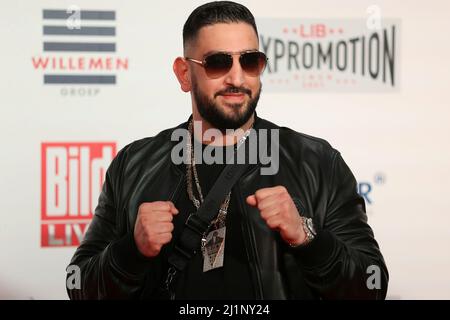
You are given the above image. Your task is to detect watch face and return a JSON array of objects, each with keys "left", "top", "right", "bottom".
[{"left": 306, "top": 218, "right": 316, "bottom": 235}]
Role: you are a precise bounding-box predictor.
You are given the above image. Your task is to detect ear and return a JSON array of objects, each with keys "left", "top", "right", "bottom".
[{"left": 173, "top": 57, "right": 191, "bottom": 92}]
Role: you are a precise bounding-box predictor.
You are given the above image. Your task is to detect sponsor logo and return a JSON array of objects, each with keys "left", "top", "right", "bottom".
[
  {"left": 32, "top": 7, "right": 129, "bottom": 95},
  {"left": 357, "top": 172, "right": 386, "bottom": 211},
  {"left": 41, "top": 142, "right": 116, "bottom": 247},
  {"left": 258, "top": 14, "right": 400, "bottom": 92}
]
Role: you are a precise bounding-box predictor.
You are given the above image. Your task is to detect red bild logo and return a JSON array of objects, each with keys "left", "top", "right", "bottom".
[{"left": 41, "top": 142, "right": 116, "bottom": 247}]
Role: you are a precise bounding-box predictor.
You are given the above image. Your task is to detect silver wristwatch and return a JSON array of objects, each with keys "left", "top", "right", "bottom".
[
  {"left": 301, "top": 217, "right": 316, "bottom": 245},
  {"left": 289, "top": 216, "right": 316, "bottom": 247}
]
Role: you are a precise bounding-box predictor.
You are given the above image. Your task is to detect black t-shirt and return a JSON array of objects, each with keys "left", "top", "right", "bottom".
[{"left": 171, "top": 143, "right": 254, "bottom": 299}]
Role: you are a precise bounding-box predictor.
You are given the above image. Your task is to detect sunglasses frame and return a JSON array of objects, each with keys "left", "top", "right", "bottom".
[{"left": 185, "top": 50, "right": 268, "bottom": 78}]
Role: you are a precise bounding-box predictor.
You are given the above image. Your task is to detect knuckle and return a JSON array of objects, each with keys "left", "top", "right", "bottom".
[
  {"left": 139, "top": 215, "right": 148, "bottom": 226},
  {"left": 138, "top": 202, "right": 148, "bottom": 213},
  {"left": 257, "top": 201, "right": 265, "bottom": 211},
  {"left": 161, "top": 202, "right": 171, "bottom": 210},
  {"left": 255, "top": 189, "right": 264, "bottom": 199},
  {"left": 281, "top": 192, "right": 290, "bottom": 201},
  {"left": 153, "top": 201, "right": 169, "bottom": 210}
]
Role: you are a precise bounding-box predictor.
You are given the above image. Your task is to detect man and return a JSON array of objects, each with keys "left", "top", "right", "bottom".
[{"left": 67, "top": 1, "right": 388, "bottom": 299}]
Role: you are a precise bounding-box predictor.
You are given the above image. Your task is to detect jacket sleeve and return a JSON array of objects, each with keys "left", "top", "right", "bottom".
[
  {"left": 292, "top": 151, "right": 389, "bottom": 299},
  {"left": 66, "top": 148, "right": 154, "bottom": 299}
]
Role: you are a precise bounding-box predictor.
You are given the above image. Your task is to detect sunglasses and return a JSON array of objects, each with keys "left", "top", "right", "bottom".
[{"left": 185, "top": 50, "right": 268, "bottom": 79}]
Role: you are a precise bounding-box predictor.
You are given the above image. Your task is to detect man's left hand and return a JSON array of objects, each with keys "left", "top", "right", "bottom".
[{"left": 246, "top": 186, "right": 306, "bottom": 246}]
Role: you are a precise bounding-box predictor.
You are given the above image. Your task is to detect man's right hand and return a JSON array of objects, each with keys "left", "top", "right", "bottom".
[{"left": 133, "top": 201, "right": 179, "bottom": 258}]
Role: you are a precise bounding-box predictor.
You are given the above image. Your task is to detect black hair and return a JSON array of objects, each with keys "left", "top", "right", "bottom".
[{"left": 183, "top": 1, "right": 258, "bottom": 50}]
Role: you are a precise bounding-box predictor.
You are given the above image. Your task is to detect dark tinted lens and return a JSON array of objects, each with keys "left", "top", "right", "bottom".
[
  {"left": 204, "top": 53, "right": 233, "bottom": 78},
  {"left": 240, "top": 52, "right": 267, "bottom": 76}
]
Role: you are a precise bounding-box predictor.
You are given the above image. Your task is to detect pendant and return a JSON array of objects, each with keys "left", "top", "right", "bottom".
[{"left": 202, "top": 226, "right": 226, "bottom": 272}]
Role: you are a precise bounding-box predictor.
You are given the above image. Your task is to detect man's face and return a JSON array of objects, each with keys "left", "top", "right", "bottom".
[{"left": 187, "top": 22, "right": 262, "bottom": 130}]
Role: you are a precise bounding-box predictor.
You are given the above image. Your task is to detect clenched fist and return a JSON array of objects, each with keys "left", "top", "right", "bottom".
[
  {"left": 134, "top": 201, "right": 179, "bottom": 258},
  {"left": 246, "top": 186, "right": 306, "bottom": 246}
]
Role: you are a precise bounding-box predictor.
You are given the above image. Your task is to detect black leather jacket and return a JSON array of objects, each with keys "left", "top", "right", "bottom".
[{"left": 67, "top": 115, "right": 388, "bottom": 299}]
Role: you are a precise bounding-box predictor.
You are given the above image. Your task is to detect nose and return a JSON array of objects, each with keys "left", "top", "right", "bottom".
[{"left": 224, "top": 55, "right": 245, "bottom": 88}]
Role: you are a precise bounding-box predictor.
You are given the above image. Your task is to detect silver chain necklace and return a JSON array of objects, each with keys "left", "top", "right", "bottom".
[{"left": 185, "top": 119, "right": 254, "bottom": 230}]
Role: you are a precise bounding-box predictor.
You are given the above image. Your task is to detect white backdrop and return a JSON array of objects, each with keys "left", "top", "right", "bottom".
[{"left": 0, "top": 0, "right": 449, "bottom": 299}]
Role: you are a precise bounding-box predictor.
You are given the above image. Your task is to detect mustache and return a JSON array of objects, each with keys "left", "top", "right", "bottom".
[{"left": 215, "top": 86, "right": 252, "bottom": 98}]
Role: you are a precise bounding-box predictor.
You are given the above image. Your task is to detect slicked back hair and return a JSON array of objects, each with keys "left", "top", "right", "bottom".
[{"left": 183, "top": 1, "right": 258, "bottom": 52}]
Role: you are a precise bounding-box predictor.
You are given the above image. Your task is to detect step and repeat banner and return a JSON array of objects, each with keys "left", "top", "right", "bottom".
[{"left": 0, "top": 0, "right": 449, "bottom": 299}]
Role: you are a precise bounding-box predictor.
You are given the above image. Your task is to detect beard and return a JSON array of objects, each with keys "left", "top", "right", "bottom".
[{"left": 192, "top": 80, "right": 261, "bottom": 131}]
